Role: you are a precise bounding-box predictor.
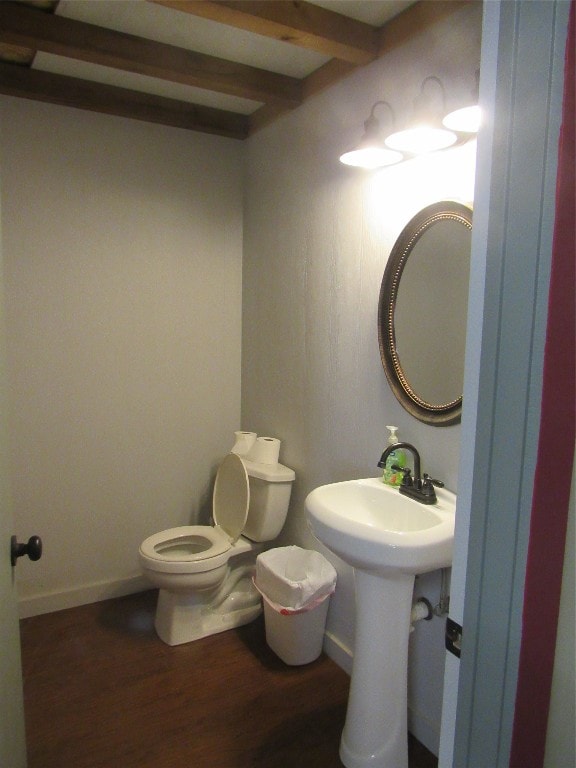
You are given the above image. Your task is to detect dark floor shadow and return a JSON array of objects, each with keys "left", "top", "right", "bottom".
[
  {"left": 249, "top": 708, "right": 438, "bottom": 768},
  {"left": 231, "top": 613, "right": 283, "bottom": 667},
  {"left": 96, "top": 589, "right": 157, "bottom": 638},
  {"left": 247, "top": 701, "right": 347, "bottom": 768}
]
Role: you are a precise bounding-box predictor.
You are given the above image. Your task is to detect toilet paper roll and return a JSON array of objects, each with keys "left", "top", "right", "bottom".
[
  {"left": 248, "top": 436, "right": 281, "bottom": 465},
  {"left": 231, "top": 431, "right": 257, "bottom": 455}
]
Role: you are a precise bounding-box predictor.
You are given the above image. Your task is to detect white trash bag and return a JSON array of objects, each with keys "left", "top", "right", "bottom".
[{"left": 254, "top": 546, "right": 337, "bottom": 665}]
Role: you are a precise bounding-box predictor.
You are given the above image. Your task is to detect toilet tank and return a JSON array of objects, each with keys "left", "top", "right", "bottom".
[{"left": 242, "top": 459, "right": 295, "bottom": 542}]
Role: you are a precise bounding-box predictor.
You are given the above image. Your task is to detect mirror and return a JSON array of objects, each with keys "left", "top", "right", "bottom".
[{"left": 378, "top": 200, "right": 473, "bottom": 426}]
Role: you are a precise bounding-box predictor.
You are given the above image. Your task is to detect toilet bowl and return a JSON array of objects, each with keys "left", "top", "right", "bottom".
[{"left": 139, "top": 450, "right": 295, "bottom": 645}]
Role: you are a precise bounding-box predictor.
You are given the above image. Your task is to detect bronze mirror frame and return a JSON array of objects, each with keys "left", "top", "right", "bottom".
[{"left": 378, "top": 200, "right": 473, "bottom": 427}]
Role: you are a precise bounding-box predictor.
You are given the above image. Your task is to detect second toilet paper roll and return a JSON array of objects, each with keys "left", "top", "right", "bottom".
[
  {"left": 248, "top": 436, "right": 281, "bottom": 465},
  {"left": 231, "top": 431, "right": 257, "bottom": 455}
]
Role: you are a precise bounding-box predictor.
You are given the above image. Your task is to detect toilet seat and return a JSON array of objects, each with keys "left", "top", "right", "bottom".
[
  {"left": 139, "top": 453, "right": 250, "bottom": 575},
  {"left": 139, "top": 525, "right": 234, "bottom": 574}
]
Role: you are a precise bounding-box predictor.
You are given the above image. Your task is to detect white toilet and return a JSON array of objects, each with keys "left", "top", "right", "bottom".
[{"left": 139, "top": 450, "right": 295, "bottom": 645}]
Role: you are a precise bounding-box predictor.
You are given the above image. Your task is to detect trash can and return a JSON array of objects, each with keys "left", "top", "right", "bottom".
[{"left": 254, "top": 546, "right": 337, "bottom": 665}]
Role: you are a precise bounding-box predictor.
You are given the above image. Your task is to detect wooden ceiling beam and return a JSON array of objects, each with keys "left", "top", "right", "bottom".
[
  {"left": 0, "top": 1, "right": 302, "bottom": 107},
  {"left": 376, "top": 0, "right": 470, "bottom": 57},
  {"left": 0, "top": 42, "right": 35, "bottom": 65},
  {"left": 149, "top": 0, "right": 379, "bottom": 65},
  {"left": 0, "top": 63, "right": 250, "bottom": 139},
  {"left": 248, "top": 0, "right": 473, "bottom": 135},
  {"left": 0, "top": 0, "right": 476, "bottom": 140}
]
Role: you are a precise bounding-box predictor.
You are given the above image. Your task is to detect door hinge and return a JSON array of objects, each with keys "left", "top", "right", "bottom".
[{"left": 445, "top": 617, "right": 462, "bottom": 658}]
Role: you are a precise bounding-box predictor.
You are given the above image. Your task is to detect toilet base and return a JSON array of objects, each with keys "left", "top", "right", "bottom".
[{"left": 154, "top": 571, "right": 262, "bottom": 645}]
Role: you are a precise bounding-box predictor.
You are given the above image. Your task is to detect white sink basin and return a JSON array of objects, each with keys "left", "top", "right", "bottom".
[{"left": 305, "top": 477, "right": 456, "bottom": 575}]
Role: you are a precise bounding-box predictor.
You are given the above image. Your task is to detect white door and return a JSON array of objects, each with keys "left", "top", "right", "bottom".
[
  {"left": 439, "top": 1, "right": 570, "bottom": 766},
  {"left": 0, "top": 491, "right": 27, "bottom": 768},
  {"left": 0, "top": 213, "right": 27, "bottom": 763}
]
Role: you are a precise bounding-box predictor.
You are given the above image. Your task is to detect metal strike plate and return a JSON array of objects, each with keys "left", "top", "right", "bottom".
[{"left": 445, "top": 617, "right": 462, "bottom": 658}]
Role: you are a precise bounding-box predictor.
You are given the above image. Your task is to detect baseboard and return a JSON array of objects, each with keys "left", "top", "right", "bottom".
[
  {"left": 408, "top": 704, "right": 440, "bottom": 757},
  {"left": 18, "top": 575, "right": 151, "bottom": 618},
  {"left": 323, "top": 629, "right": 353, "bottom": 675}
]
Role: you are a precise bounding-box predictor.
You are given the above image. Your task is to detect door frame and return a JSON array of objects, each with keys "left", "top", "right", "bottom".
[{"left": 439, "top": 1, "right": 572, "bottom": 765}]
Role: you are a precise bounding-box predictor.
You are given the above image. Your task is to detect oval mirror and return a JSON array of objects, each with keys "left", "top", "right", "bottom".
[{"left": 378, "top": 201, "right": 473, "bottom": 426}]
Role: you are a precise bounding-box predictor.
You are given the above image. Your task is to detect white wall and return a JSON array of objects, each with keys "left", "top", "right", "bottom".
[
  {"left": 0, "top": 97, "right": 244, "bottom": 616},
  {"left": 243, "top": 3, "right": 481, "bottom": 754}
]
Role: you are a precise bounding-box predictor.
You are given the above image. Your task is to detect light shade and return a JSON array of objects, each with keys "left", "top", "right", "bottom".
[
  {"left": 385, "top": 75, "right": 457, "bottom": 155},
  {"left": 340, "top": 144, "right": 403, "bottom": 169},
  {"left": 385, "top": 125, "right": 457, "bottom": 154},
  {"left": 443, "top": 104, "right": 481, "bottom": 133},
  {"left": 443, "top": 70, "right": 481, "bottom": 133},
  {"left": 339, "top": 101, "right": 403, "bottom": 169}
]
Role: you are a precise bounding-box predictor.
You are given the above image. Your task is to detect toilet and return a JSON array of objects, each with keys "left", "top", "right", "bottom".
[{"left": 139, "top": 450, "right": 295, "bottom": 645}]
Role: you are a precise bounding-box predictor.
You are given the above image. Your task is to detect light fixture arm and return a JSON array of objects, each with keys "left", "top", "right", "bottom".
[
  {"left": 364, "top": 100, "right": 396, "bottom": 137},
  {"left": 442, "top": 70, "right": 481, "bottom": 134},
  {"left": 339, "top": 99, "right": 402, "bottom": 169},
  {"left": 385, "top": 75, "right": 457, "bottom": 154},
  {"left": 418, "top": 75, "right": 447, "bottom": 113}
]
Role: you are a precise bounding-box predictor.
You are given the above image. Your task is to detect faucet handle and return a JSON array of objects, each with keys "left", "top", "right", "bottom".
[
  {"left": 423, "top": 474, "right": 444, "bottom": 488},
  {"left": 420, "top": 474, "right": 439, "bottom": 502},
  {"left": 393, "top": 465, "right": 414, "bottom": 487}
]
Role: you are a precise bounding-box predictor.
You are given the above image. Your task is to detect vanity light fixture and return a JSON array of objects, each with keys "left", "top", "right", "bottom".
[
  {"left": 442, "top": 70, "right": 481, "bottom": 134},
  {"left": 339, "top": 101, "right": 404, "bottom": 169},
  {"left": 385, "top": 76, "right": 457, "bottom": 155}
]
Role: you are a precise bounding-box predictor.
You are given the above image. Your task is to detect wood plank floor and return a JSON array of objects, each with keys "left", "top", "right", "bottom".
[{"left": 20, "top": 590, "right": 438, "bottom": 768}]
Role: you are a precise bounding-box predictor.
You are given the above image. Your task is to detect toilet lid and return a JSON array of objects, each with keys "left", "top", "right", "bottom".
[{"left": 213, "top": 453, "right": 250, "bottom": 543}]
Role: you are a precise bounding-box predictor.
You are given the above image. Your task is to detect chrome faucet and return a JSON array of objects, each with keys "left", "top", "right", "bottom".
[{"left": 378, "top": 442, "right": 444, "bottom": 505}]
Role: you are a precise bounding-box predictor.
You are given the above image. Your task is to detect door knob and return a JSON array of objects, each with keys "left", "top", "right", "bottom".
[{"left": 11, "top": 535, "right": 42, "bottom": 567}]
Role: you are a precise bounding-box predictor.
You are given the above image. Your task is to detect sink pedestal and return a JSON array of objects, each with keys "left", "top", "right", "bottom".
[{"left": 340, "top": 570, "right": 415, "bottom": 768}]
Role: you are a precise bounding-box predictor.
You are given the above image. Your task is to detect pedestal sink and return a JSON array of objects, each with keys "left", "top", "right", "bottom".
[{"left": 305, "top": 477, "right": 456, "bottom": 768}]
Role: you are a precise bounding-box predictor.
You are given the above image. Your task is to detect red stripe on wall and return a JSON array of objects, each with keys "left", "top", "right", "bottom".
[{"left": 510, "top": 2, "right": 575, "bottom": 766}]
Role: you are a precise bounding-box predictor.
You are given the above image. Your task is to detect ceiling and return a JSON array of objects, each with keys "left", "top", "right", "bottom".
[{"left": 0, "top": 0, "right": 463, "bottom": 140}]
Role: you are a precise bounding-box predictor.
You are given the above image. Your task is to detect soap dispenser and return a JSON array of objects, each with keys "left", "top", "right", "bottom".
[{"left": 381, "top": 426, "right": 406, "bottom": 487}]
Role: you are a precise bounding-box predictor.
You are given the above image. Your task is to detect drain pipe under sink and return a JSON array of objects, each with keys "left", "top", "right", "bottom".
[{"left": 410, "top": 597, "right": 433, "bottom": 631}]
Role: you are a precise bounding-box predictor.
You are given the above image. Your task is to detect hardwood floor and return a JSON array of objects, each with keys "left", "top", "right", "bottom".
[{"left": 20, "top": 590, "right": 438, "bottom": 768}]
